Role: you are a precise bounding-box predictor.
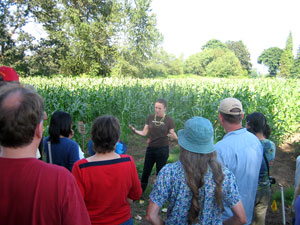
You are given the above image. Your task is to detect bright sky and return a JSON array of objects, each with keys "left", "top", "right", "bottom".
[{"left": 151, "top": 0, "right": 300, "bottom": 73}]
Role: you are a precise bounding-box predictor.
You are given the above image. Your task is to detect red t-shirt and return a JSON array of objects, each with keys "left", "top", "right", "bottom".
[
  {"left": 0, "top": 157, "right": 91, "bottom": 225},
  {"left": 72, "top": 155, "right": 142, "bottom": 225}
]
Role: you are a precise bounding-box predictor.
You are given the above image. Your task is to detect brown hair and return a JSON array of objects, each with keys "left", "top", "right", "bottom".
[
  {"left": 179, "top": 148, "right": 224, "bottom": 224},
  {"left": 0, "top": 84, "right": 44, "bottom": 147},
  {"left": 220, "top": 112, "right": 243, "bottom": 124},
  {"left": 156, "top": 98, "right": 167, "bottom": 108},
  {"left": 91, "top": 115, "right": 120, "bottom": 153}
]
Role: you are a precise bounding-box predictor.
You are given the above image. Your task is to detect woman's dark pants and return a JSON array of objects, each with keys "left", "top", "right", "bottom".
[{"left": 141, "top": 146, "right": 169, "bottom": 192}]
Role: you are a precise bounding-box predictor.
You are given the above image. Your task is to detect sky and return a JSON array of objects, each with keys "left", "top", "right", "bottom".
[{"left": 151, "top": 0, "right": 300, "bottom": 73}]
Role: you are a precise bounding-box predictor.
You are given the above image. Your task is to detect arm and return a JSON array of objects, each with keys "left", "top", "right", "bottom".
[
  {"left": 129, "top": 124, "right": 149, "bottom": 137},
  {"left": 128, "top": 156, "right": 143, "bottom": 200},
  {"left": 167, "top": 128, "right": 178, "bottom": 141},
  {"left": 146, "top": 199, "right": 165, "bottom": 225},
  {"left": 62, "top": 172, "right": 91, "bottom": 225},
  {"left": 223, "top": 200, "right": 247, "bottom": 225},
  {"left": 68, "top": 143, "right": 80, "bottom": 171}
]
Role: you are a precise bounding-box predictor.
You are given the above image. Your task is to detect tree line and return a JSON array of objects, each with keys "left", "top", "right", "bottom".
[{"left": 1, "top": 1, "right": 299, "bottom": 78}]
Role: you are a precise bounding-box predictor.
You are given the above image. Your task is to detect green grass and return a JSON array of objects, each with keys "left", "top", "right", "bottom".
[{"left": 272, "top": 186, "right": 294, "bottom": 207}]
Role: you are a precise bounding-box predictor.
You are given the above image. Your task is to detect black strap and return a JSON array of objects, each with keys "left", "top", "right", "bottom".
[{"left": 263, "top": 153, "right": 270, "bottom": 176}]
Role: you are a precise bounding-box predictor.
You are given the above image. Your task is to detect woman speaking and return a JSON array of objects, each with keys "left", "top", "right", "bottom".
[{"left": 129, "top": 99, "right": 177, "bottom": 192}]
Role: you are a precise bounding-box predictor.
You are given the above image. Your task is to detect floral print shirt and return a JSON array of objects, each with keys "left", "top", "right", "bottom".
[{"left": 150, "top": 161, "right": 240, "bottom": 225}]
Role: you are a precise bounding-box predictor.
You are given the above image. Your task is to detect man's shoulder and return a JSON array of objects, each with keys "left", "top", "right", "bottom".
[
  {"left": 33, "top": 159, "right": 74, "bottom": 178},
  {"left": 216, "top": 129, "right": 261, "bottom": 151}
]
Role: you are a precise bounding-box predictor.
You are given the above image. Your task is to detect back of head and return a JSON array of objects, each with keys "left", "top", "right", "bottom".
[
  {"left": 246, "top": 112, "right": 271, "bottom": 138},
  {"left": 177, "top": 117, "right": 224, "bottom": 224},
  {"left": 0, "top": 66, "right": 19, "bottom": 82},
  {"left": 49, "top": 111, "right": 72, "bottom": 144},
  {"left": 218, "top": 97, "right": 244, "bottom": 124},
  {"left": 92, "top": 115, "right": 120, "bottom": 153},
  {"left": 0, "top": 83, "right": 44, "bottom": 148}
]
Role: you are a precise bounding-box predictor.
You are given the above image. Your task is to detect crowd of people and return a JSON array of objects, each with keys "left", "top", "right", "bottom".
[{"left": 0, "top": 66, "right": 299, "bottom": 225}]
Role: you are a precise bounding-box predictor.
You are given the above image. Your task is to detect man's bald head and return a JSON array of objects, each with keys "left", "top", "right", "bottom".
[{"left": 0, "top": 83, "right": 44, "bottom": 148}]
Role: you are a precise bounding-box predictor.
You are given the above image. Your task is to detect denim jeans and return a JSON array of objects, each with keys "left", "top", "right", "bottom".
[
  {"left": 251, "top": 185, "right": 271, "bottom": 225},
  {"left": 120, "top": 218, "right": 133, "bottom": 225},
  {"left": 141, "top": 146, "right": 169, "bottom": 192}
]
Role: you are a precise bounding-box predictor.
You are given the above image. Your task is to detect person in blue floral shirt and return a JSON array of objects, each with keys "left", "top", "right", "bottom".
[
  {"left": 246, "top": 112, "right": 276, "bottom": 225},
  {"left": 146, "top": 116, "right": 247, "bottom": 225}
]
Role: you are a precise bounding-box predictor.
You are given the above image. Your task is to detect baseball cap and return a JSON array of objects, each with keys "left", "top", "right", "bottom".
[
  {"left": 178, "top": 117, "right": 215, "bottom": 154},
  {"left": 218, "top": 97, "right": 244, "bottom": 115},
  {"left": 0, "top": 66, "right": 19, "bottom": 81}
]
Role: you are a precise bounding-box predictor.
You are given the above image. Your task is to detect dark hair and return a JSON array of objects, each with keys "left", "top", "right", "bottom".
[
  {"left": 49, "top": 111, "right": 72, "bottom": 144},
  {"left": 0, "top": 84, "right": 44, "bottom": 147},
  {"left": 179, "top": 148, "right": 224, "bottom": 224},
  {"left": 156, "top": 98, "right": 167, "bottom": 108},
  {"left": 220, "top": 112, "right": 243, "bottom": 124},
  {"left": 92, "top": 115, "right": 120, "bottom": 153},
  {"left": 246, "top": 112, "right": 271, "bottom": 138}
]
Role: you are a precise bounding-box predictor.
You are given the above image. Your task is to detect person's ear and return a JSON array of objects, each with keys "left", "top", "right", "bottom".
[
  {"left": 218, "top": 113, "right": 223, "bottom": 123},
  {"left": 35, "top": 122, "right": 43, "bottom": 139}
]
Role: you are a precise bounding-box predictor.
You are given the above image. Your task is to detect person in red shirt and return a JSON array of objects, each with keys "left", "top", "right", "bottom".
[
  {"left": 0, "top": 83, "right": 91, "bottom": 225},
  {"left": 0, "top": 66, "right": 46, "bottom": 159},
  {"left": 73, "top": 115, "right": 142, "bottom": 225}
]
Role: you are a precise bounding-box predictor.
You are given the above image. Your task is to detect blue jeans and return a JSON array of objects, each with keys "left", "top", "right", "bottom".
[{"left": 120, "top": 218, "right": 133, "bottom": 225}]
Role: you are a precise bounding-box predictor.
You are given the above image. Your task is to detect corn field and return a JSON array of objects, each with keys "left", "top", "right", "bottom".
[{"left": 22, "top": 76, "right": 300, "bottom": 147}]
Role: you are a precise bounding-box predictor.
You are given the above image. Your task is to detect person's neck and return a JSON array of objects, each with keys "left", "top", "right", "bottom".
[
  {"left": 155, "top": 113, "right": 165, "bottom": 117},
  {"left": 224, "top": 123, "right": 243, "bottom": 133},
  {"left": 88, "top": 151, "right": 120, "bottom": 162},
  {"left": 255, "top": 132, "right": 265, "bottom": 141},
  {"left": 1, "top": 144, "right": 38, "bottom": 158}
]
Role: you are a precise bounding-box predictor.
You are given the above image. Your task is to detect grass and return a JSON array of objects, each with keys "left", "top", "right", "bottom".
[{"left": 272, "top": 186, "right": 294, "bottom": 207}]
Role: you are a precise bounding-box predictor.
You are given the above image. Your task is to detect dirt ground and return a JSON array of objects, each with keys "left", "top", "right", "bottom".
[
  {"left": 265, "top": 134, "right": 300, "bottom": 225},
  {"left": 128, "top": 134, "right": 300, "bottom": 225}
]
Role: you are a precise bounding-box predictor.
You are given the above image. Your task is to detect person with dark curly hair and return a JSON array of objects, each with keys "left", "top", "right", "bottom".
[
  {"left": 146, "top": 117, "right": 246, "bottom": 225},
  {"left": 72, "top": 115, "right": 142, "bottom": 225}
]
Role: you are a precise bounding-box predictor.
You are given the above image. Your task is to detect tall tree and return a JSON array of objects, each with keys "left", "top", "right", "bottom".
[
  {"left": 4, "top": 0, "right": 162, "bottom": 77},
  {"left": 114, "top": 0, "right": 162, "bottom": 77},
  {"left": 201, "top": 39, "right": 227, "bottom": 50},
  {"left": 258, "top": 47, "right": 283, "bottom": 76},
  {"left": 184, "top": 48, "right": 243, "bottom": 77},
  {"left": 226, "top": 40, "right": 252, "bottom": 75},
  {"left": 0, "top": 0, "right": 34, "bottom": 74},
  {"left": 291, "top": 45, "right": 300, "bottom": 78},
  {"left": 279, "top": 32, "right": 294, "bottom": 77}
]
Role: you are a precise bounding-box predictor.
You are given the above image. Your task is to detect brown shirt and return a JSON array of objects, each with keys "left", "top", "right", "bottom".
[{"left": 146, "top": 114, "right": 175, "bottom": 147}]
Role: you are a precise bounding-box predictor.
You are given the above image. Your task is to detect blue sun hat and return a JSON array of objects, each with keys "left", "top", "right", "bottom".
[{"left": 178, "top": 116, "right": 215, "bottom": 154}]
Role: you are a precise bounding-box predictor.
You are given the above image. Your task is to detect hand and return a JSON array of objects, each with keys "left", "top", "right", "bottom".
[
  {"left": 129, "top": 124, "right": 136, "bottom": 133},
  {"left": 167, "top": 133, "right": 174, "bottom": 141},
  {"left": 127, "top": 198, "right": 133, "bottom": 204}
]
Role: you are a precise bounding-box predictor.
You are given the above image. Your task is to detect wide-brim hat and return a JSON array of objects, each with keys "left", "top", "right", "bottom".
[
  {"left": 178, "top": 116, "right": 215, "bottom": 154},
  {"left": 0, "top": 66, "right": 19, "bottom": 81}
]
